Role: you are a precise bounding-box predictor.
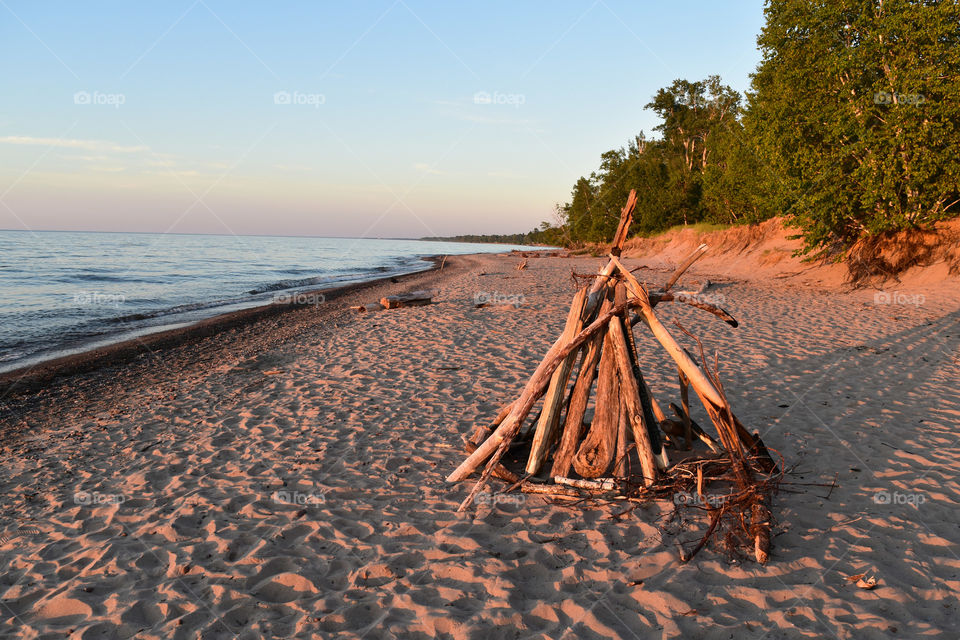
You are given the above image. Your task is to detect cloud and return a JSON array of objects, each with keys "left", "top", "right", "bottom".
[
  {"left": 0, "top": 136, "right": 148, "bottom": 153},
  {"left": 487, "top": 170, "right": 523, "bottom": 179},
  {"left": 413, "top": 162, "right": 444, "bottom": 175},
  {"left": 145, "top": 158, "right": 176, "bottom": 168}
]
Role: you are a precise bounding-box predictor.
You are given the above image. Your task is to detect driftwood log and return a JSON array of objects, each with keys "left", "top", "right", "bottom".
[
  {"left": 527, "top": 288, "right": 588, "bottom": 473},
  {"left": 550, "top": 298, "right": 609, "bottom": 477},
  {"left": 380, "top": 291, "right": 433, "bottom": 309},
  {"left": 572, "top": 329, "right": 620, "bottom": 478}
]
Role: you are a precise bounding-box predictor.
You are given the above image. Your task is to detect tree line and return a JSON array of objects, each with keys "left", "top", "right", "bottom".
[{"left": 533, "top": 0, "right": 960, "bottom": 255}]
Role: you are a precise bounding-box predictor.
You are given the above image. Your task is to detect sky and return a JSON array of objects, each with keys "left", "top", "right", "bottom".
[{"left": 0, "top": 0, "right": 766, "bottom": 239}]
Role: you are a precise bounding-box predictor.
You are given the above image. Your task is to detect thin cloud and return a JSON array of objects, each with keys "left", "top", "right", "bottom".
[
  {"left": 0, "top": 136, "right": 148, "bottom": 153},
  {"left": 414, "top": 162, "right": 444, "bottom": 175}
]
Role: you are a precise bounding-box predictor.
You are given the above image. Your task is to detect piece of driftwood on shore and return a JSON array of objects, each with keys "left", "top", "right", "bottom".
[
  {"left": 352, "top": 302, "right": 386, "bottom": 313},
  {"left": 380, "top": 291, "right": 433, "bottom": 309},
  {"left": 447, "top": 189, "right": 782, "bottom": 565}
]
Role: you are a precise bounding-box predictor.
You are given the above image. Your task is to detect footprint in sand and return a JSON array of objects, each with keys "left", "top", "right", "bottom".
[
  {"left": 35, "top": 597, "right": 92, "bottom": 626},
  {"left": 250, "top": 572, "right": 318, "bottom": 603}
]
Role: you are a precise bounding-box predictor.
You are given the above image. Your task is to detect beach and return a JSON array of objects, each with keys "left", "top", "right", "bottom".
[{"left": 1, "top": 251, "right": 959, "bottom": 639}]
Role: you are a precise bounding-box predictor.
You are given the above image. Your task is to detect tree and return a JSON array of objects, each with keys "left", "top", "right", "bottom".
[{"left": 750, "top": 0, "right": 960, "bottom": 254}]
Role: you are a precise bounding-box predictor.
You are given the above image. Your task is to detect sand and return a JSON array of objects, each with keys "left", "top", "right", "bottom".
[{"left": 1, "top": 252, "right": 958, "bottom": 639}]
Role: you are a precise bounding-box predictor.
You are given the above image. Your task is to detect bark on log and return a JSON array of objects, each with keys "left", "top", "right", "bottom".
[
  {"left": 469, "top": 400, "right": 515, "bottom": 445},
  {"left": 555, "top": 476, "right": 618, "bottom": 491},
  {"left": 520, "top": 483, "right": 583, "bottom": 498},
  {"left": 573, "top": 330, "right": 620, "bottom": 478},
  {"left": 645, "top": 291, "right": 739, "bottom": 327},
  {"left": 751, "top": 499, "right": 772, "bottom": 564},
  {"left": 633, "top": 358, "right": 670, "bottom": 470},
  {"left": 663, "top": 244, "right": 708, "bottom": 292},
  {"left": 550, "top": 300, "right": 610, "bottom": 478},
  {"left": 614, "top": 393, "right": 630, "bottom": 480},
  {"left": 352, "top": 302, "right": 385, "bottom": 313},
  {"left": 609, "top": 190, "right": 638, "bottom": 257},
  {"left": 679, "top": 369, "right": 693, "bottom": 450},
  {"left": 582, "top": 191, "right": 638, "bottom": 312},
  {"left": 614, "top": 267, "right": 725, "bottom": 408},
  {"left": 607, "top": 319, "right": 658, "bottom": 486},
  {"left": 615, "top": 282, "right": 668, "bottom": 470},
  {"left": 668, "top": 403, "right": 723, "bottom": 453},
  {"left": 526, "top": 288, "right": 589, "bottom": 474},
  {"left": 463, "top": 441, "right": 519, "bottom": 483},
  {"left": 380, "top": 291, "right": 433, "bottom": 309}
]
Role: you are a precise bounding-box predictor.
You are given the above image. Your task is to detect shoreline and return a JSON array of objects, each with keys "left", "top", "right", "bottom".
[
  {"left": 1, "top": 251, "right": 958, "bottom": 637},
  {"left": 0, "top": 256, "right": 443, "bottom": 398}
]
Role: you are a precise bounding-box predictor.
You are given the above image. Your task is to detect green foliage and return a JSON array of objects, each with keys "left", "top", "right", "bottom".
[
  {"left": 539, "top": 2, "right": 959, "bottom": 253},
  {"left": 422, "top": 220, "right": 564, "bottom": 246},
  {"left": 552, "top": 75, "right": 761, "bottom": 244},
  {"left": 749, "top": 0, "right": 960, "bottom": 254}
]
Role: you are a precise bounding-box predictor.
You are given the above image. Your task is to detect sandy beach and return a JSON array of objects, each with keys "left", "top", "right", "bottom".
[{"left": 1, "top": 251, "right": 959, "bottom": 639}]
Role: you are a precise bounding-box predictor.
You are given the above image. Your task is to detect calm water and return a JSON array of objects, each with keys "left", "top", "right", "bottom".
[{"left": 0, "top": 231, "right": 537, "bottom": 372}]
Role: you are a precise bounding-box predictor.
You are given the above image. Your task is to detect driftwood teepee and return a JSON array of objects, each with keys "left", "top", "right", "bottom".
[{"left": 449, "top": 190, "right": 780, "bottom": 564}]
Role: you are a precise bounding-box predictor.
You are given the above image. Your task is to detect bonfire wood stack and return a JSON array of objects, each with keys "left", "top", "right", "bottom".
[{"left": 448, "top": 190, "right": 780, "bottom": 564}]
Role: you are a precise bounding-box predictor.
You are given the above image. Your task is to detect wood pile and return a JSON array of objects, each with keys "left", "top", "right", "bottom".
[{"left": 448, "top": 190, "right": 781, "bottom": 564}]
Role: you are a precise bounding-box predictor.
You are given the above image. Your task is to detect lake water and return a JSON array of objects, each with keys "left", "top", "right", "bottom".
[{"left": 0, "top": 231, "right": 537, "bottom": 372}]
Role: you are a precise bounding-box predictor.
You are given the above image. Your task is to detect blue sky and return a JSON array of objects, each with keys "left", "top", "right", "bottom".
[{"left": 0, "top": 0, "right": 766, "bottom": 238}]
